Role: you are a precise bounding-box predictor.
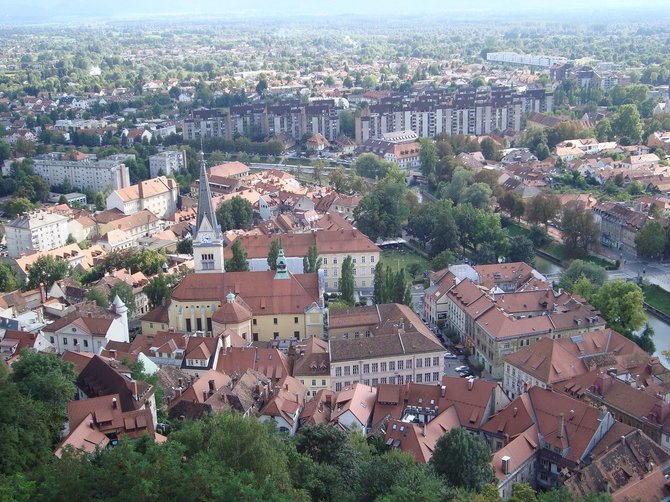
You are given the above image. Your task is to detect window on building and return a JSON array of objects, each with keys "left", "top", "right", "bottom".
[
  {"left": 49, "top": 336, "right": 54, "bottom": 344},
  {"left": 335, "top": 382, "right": 342, "bottom": 392},
  {"left": 370, "top": 255, "right": 375, "bottom": 263},
  {"left": 433, "top": 372, "right": 439, "bottom": 381},
  {"left": 352, "top": 365, "right": 359, "bottom": 375},
  {"left": 321, "top": 379, "right": 326, "bottom": 386},
  {"left": 424, "top": 357, "right": 431, "bottom": 367},
  {"left": 252, "top": 333, "right": 258, "bottom": 341},
  {"left": 335, "top": 367, "right": 342, "bottom": 377},
  {"left": 333, "top": 257, "right": 337, "bottom": 265},
  {"left": 371, "top": 363, "right": 378, "bottom": 373},
  {"left": 344, "top": 366, "right": 350, "bottom": 376},
  {"left": 323, "top": 258, "right": 327, "bottom": 265},
  {"left": 185, "top": 319, "right": 192, "bottom": 332},
  {"left": 311, "top": 379, "right": 316, "bottom": 386},
  {"left": 416, "top": 359, "right": 422, "bottom": 368},
  {"left": 380, "top": 362, "right": 387, "bottom": 372},
  {"left": 273, "top": 318, "right": 278, "bottom": 325},
  {"left": 363, "top": 363, "right": 370, "bottom": 373},
  {"left": 253, "top": 319, "right": 257, "bottom": 325},
  {"left": 416, "top": 374, "right": 423, "bottom": 383},
  {"left": 389, "top": 361, "right": 395, "bottom": 371},
  {"left": 273, "top": 332, "right": 279, "bottom": 339},
  {"left": 294, "top": 317, "right": 299, "bottom": 324},
  {"left": 433, "top": 357, "right": 439, "bottom": 366},
  {"left": 380, "top": 377, "right": 387, "bottom": 384},
  {"left": 294, "top": 331, "right": 300, "bottom": 339},
  {"left": 425, "top": 372, "right": 430, "bottom": 382},
  {"left": 371, "top": 378, "right": 378, "bottom": 386}
]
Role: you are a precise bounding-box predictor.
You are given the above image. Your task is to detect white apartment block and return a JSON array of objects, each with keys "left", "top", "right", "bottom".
[
  {"left": 33, "top": 153, "right": 132, "bottom": 193},
  {"left": 106, "top": 176, "right": 179, "bottom": 219},
  {"left": 6, "top": 210, "right": 69, "bottom": 258},
  {"left": 486, "top": 51, "right": 567, "bottom": 68},
  {"left": 149, "top": 150, "right": 187, "bottom": 178}
]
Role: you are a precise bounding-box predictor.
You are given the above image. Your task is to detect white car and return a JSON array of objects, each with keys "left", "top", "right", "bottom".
[
  {"left": 455, "top": 365, "right": 469, "bottom": 372},
  {"left": 444, "top": 353, "right": 458, "bottom": 359}
]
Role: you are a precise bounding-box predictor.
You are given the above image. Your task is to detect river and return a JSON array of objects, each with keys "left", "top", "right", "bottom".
[{"left": 534, "top": 256, "right": 670, "bottom": 360}]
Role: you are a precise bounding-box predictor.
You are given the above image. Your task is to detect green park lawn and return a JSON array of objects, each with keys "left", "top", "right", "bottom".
[
  {"left": 381, "top": 248, "right": 431, "bottom": 280},
  {"left": 641, "top": 284, "right": 670, "bottom": 317}
]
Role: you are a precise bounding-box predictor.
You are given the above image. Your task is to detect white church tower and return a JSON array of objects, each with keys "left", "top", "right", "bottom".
[{"left": 193, "top": 151, "right": 224, "bottom": 273}]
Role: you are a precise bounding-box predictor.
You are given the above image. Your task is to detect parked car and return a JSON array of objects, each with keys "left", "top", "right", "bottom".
[
  {"left": 458, "top": 370, "right": 474, "bottom": 378},
  {"left": 455, "top": 365, "right": 469, "bottom": 372},
  {"left": 444, "top": 352, "right": 458, "bottom": 359}
]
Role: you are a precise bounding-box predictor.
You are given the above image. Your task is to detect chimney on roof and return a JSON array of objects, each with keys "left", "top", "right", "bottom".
[
  {"left": 208, "top": 379, "right": 215, "bottom": 394},
  {"left": 440, "top": 385, "right": 446, "bottom": 398},
  {"left": 501, "top": 455, "right": 511, "bottom": 475},
  {"left": 422, "top": 422, "right": 427, "bottom": 437},
  {"left": 569, "top": 409, "right": 575, "bottom": 421},
  {"left": 89, "top": 420, "right": 95, "bottom": 429},
  {"left": 112, "top": 397, "right": 117, "bottom": 409},
  {"left": 468, "top": 379, "right": 474, "bottom": 391},
  {"left": 557, "top": 413, "right": 565, "bottom": 439},
  {"left": 203, "top": 390, "right": 208, "bottom": 401},
  {"left": 513, "top": 407, "right": 518, "bottom": 417},
  {"left": 39, "top": 282, "right": 46, "bottom": 304},
  {"left": 178, "top": 377, "right": 183, "bottom": 388},
  {"left": 621, "top": 435, "right": 626, "bottom": 446}
]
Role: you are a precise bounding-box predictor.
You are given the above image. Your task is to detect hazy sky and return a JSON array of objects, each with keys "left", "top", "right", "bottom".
[{"left": 2, "top": 0, "right": 670, "bottom": 22}]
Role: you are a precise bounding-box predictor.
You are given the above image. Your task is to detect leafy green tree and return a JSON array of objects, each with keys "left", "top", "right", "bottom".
[
  {"left": 4, "top": 197, "right": 35, "bottom": 218},
  {"left": 480, "top": 138, "right": 501, "bottom": 161},
  {"left": 26, "top": 255, "right": 69, "bottom": 290},
  {"left": 592, "top": 280, "right": 646, "bottom": 335},
  {"left": 303, "top": 244, "right": 322, "bottom": 273},
  {"left": 561, "top": 203, "right": 600, "bottom": 258},
  {"left": 109, "top": 281, "right": 136, "bottom": 315},
  {"left": 429, "top": 427, "right": 494, "bottom": 491},
  {"left": 94, "top": 193, "right": 105, "bottom": 211},
  {"left": 508, "top": 235, "right": 535, "bottom": 265},
  {"left": 85, "top": 287, "right": 109, "bottom": 308},
  {"left": 176, "top": 238, "right": 193, "bottom": 255},
  {"left": 440, "top": 166, "right": 473, "bottom": 204},
  {"left": 340, "top": 255, "right": 355, "bottom": 305},
  {"left": 58, "top": 194, "right": 68, "bottom": 204},
  {"left": 11, "top": 350, "right": 76, "bottom": 416},
  {"left": 132, "top": 248, "right": 166, "bottom": 276},
  {"left": 0, "top": 364, "right": 54, "bottom": 476},
  {"left": 355, "top": 153, "right": 393, "bottom": 179},
  {"left": 635, "top": 221, "right": 666, "bottom": 259},
  {"left": 529, "top": 225, "right": 550, "bottom": 247},
  {"left": 216, "top": 196, "right": 254, "bottom": 231},
  {"left": 373, "top": 262, "right": 387, "bottom": 304},
  {"left": 432, "top": 249, "right": 455, "bottom": 271},
  {"left": 559, "top": 260, "right": 608, "bottom": 292},
  {"left": 419, "top": 138, "right": 438, "bottom": 177},
  {"left": 0, "top": 262, "right": 21, "bottom": 293},
  {"left": 525, "top": 194, "right": 560, "bottom": 228},
  {"left": 268, "top": 239, "right": 281, "bottom": 271},
  {"left": 329, "top": 166, "right": 349, "bottom": 192},
  {"left": 353, "top": 180, "right": 410, "bottom": 242},
  {"left": 508, "top": 483, "right": 538, "bottom": 502},
  {"left": 227, "top": 239, "right": 249, "bottom": 272},
  {"left": 595, "top": 118, "right": 613, "bottom": 142},
  {"left": 461, "top": 182, "right": 493, "bottom": 210},
  {"left": 499, "top": 191, "right": 526, "bottom": 220},
  {"left": 143, "top": 274, "right": 173, "bottom": 309},
  {"left": 612, "top": 104, "right": 643, "bottom": 144}
]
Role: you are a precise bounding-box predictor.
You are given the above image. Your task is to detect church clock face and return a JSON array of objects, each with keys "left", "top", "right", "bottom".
[{"left": 202, "top": 234, "right": 211, "bottom": 243}]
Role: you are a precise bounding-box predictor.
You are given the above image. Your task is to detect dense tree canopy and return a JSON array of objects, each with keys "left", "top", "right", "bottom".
[{"left": 216, "top": 196, "right": 254, "bottom": 231}]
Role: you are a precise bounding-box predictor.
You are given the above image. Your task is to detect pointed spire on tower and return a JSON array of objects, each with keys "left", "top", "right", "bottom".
[{"left": 194, "top": 150, "right": 222, "bottom": 240}]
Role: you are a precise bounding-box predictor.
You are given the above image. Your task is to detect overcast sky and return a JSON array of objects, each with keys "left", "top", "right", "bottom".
[{"left": 2, "top": 0, "right": 669, "bottom": 22}]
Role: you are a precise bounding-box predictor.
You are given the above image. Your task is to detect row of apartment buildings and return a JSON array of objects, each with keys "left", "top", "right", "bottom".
[
  {"left": 423, "top": 263, "right": 605, "bottom": 378},
  {"left": 355, "top": 86, "right": 554, "bottom": 143},
  {"left": 183, "top": 99, "right": 342, "bottom": 142}
]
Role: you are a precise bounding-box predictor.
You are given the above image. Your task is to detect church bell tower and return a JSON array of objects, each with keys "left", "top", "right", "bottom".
[{"left": 193, "top": 151, "right": 224, "bottom": 273}]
